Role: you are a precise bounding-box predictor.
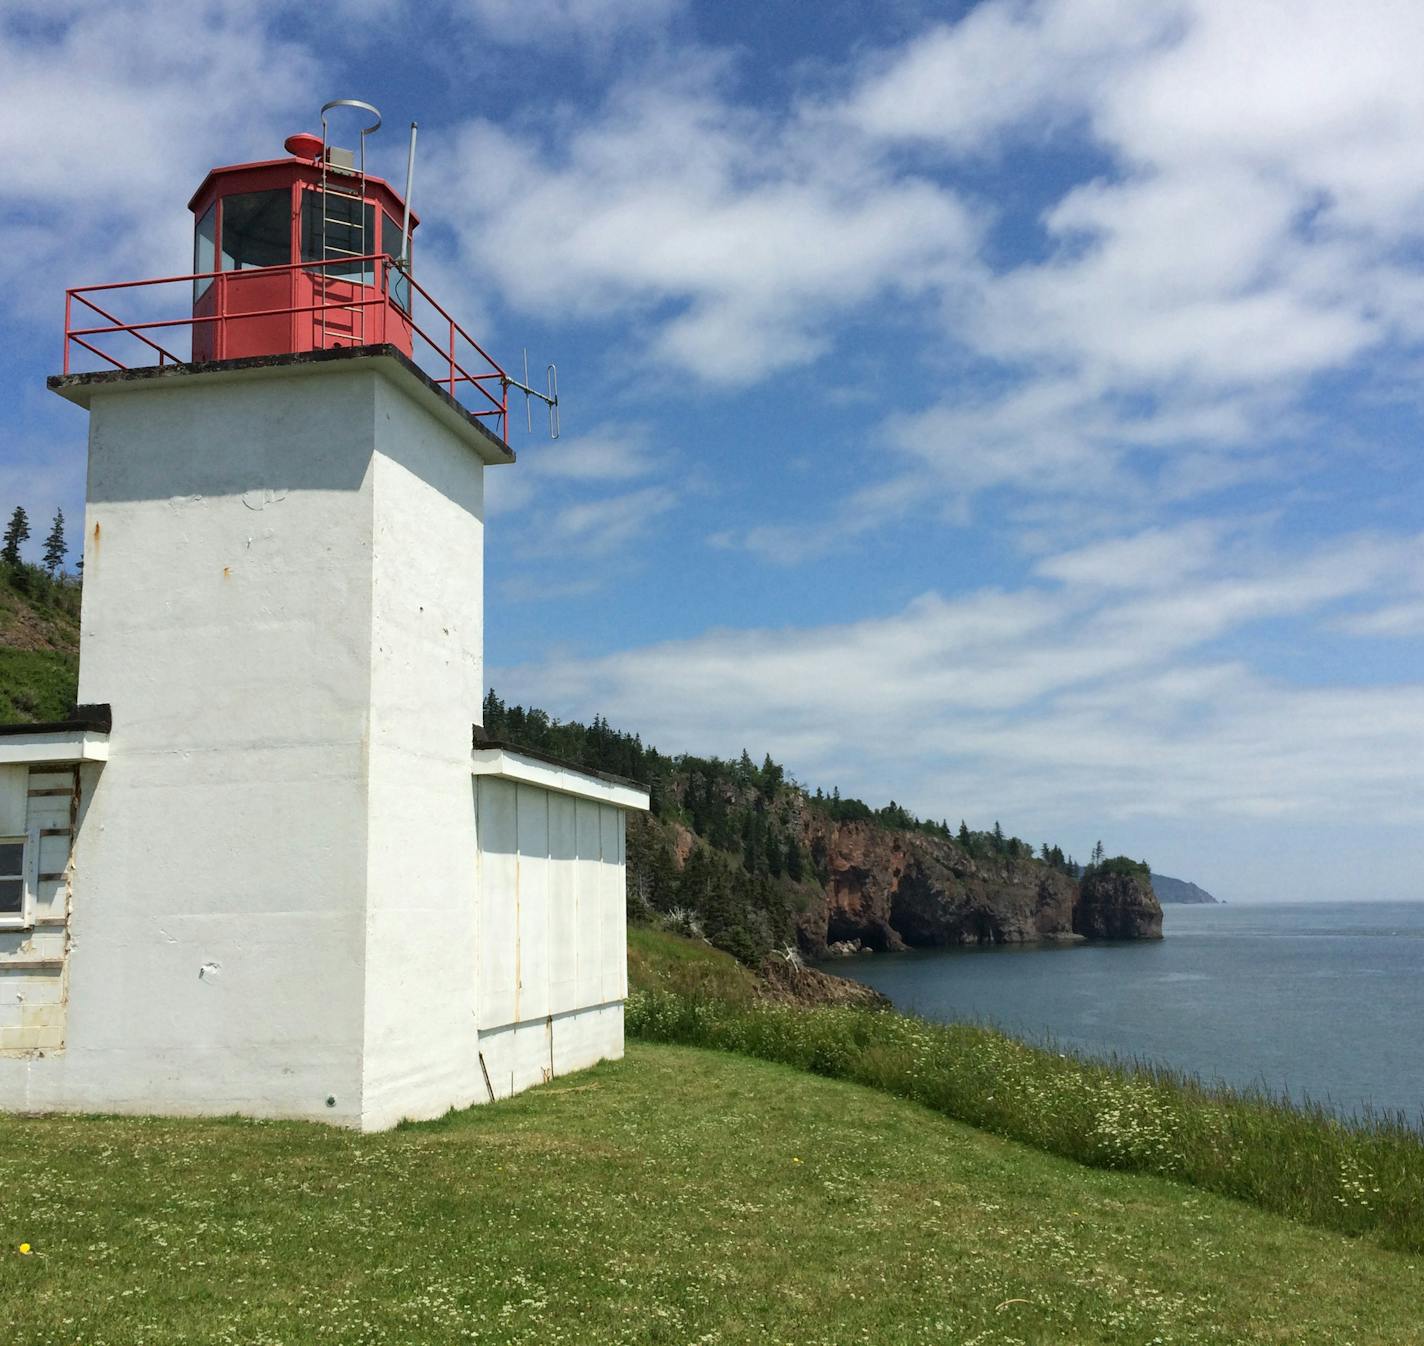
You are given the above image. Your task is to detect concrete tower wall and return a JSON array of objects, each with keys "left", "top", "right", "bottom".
[
  {"left": 30, "top": 367, "right": 387, "bottom": 1122},
  {"left": 360, "top": 376, "right": 487, "bottom": 1129},
  {"left": 0, "top": 351, "right": 646, "bottom": 1129}
]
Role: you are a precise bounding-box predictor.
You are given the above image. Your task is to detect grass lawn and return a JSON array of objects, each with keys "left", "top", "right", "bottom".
[{"left": 3, "top": 1044, "right": 1421, "bottom": 1345}]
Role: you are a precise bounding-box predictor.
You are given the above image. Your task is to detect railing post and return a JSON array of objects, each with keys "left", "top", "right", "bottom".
[
  {"left": 448, "top": 322, "right": 456, "bottom": 398},
  {"left": 63, "top": 291, "right": 72, "bottom": 374}
]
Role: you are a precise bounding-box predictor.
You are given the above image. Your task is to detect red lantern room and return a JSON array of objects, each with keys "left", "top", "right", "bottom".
[
  {"left": 187, "top": 100, "right": 417, "bottom": 362},
  {"left": 60, "top": 100, "right": 560, "bottom": 445}
]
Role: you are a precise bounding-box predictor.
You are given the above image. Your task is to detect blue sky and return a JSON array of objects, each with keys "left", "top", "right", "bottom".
[{"left": 3, "top": 0, "right": 1423, "bottom": 901}]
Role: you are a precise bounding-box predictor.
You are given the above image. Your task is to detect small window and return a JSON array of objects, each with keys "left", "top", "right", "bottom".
[
  {"left": 0, "top": 838, "right": 25, "bottom": 923},
  {"left": 302, "top": 192, "right": 376, "bottom": 284},
  {"left": 383, "top": 211, "right": 411, "bottom": 312},
  {"left": 193, "top": 203, "right": 216, "bottom": 301},
  {"left": 220, "top": 189, "right": 291, "bottom": 272}
]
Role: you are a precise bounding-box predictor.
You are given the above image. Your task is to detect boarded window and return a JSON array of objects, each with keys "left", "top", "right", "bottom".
[{"left": 0, "top": 839, "right": 23, "bottom": 917}]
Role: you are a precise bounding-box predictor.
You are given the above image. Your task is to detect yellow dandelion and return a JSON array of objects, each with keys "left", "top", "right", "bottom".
[{"left": 18, "top": 1243, "right": 32, "bottom": 1255}]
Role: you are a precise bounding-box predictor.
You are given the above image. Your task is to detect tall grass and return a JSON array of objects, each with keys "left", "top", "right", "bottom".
[{"left": 628, "top": 988, "right": 1424, "bottom": 1253}]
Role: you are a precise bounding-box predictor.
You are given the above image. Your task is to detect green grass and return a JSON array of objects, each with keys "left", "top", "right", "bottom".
[
  {"left": 0, "top": 564, "right": 81, "bottom": 722},
  {"left": 627, "top": 923, "right": 761, "bottom": 1002},
  {"left": 0, "top": 648, "right": 79, "bottom": 722},
  {"left": 629, "top": 989, "right": 1424, "bottom": 1256},
  {"left": 3, "top": 1044, "right": 1422, "bottom": 1345}
]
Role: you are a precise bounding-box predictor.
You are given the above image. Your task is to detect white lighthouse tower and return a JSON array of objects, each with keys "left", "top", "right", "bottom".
[{"left": 0, "top": 105, "right": 647, "bottom": 1130}]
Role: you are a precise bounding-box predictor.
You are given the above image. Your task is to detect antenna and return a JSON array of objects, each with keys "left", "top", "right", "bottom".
[
  {"left": 400, "top": 121, "right": 417, "bottom": 270},
  {"left": 504, "top": 349, "right": 560, "bottom": 440}
]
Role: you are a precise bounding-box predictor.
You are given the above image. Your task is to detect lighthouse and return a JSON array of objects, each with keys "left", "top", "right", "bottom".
[{"left": 0, "top": 104, "right": 647, "bottom": 1130}]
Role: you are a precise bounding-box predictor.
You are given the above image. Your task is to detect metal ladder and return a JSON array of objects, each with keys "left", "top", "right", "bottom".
[{"left": 318, "top": 100, "right": 382, "bottom": 349}]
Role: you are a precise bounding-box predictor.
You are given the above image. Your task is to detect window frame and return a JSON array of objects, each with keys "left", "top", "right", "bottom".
[{"left": 0, "top": 834, "right": 30, "bottom": 931}]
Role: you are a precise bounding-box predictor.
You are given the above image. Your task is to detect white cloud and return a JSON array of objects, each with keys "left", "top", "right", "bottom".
[
  {"left": 425, "top": 69, "right": 980, "bottom": 384},
  {"left": 0, "top": 2, "right": 313, "bottom": 320},
  {"left": 451, "top": 0, "right": 680, "bottom": 45},
  {"left": 1337, "top": 601, "right": 1424, "bottom": 638},
  {"left": 499, "top": 526, "right": 1424, "bottom": 833}
]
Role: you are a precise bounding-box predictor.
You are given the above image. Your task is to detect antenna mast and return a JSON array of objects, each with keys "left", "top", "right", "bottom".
[{"left": 400, "top": 121, "right": 417, "bottom": 269}]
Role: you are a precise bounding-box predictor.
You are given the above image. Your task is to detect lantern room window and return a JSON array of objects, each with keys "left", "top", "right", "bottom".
[
  {"left": 193, "top": 203, "right": 216, "bottom": 301},
  {"left": 221, "top": 190, "right": 291, "bottom": 272},
  {"left": 301, "top": 191, "right": 376, "bottom": 284},
  {"left": 383, "top": 210, "right": 411, "bottom": 312}
]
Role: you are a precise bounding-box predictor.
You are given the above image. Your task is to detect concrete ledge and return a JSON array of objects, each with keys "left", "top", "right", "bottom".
[{"left": 48, "top": 344, "right": 515, "bottom": 466}]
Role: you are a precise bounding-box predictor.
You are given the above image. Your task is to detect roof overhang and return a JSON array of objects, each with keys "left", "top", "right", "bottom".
[
  {"left": 0, "top": 728, "right": 109, "bottom": 766},
  {"left": 471, "top": 739, "right": 651, "bottom": 812}
]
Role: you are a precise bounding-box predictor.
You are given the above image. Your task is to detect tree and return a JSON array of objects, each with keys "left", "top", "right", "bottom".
[
  {"left": 1091, "top": 839, "right": 1105, "bottom": 867},
  {"left": 42, "top": 509, "right": 66, "bottom": 575},
  {"left": 993, "top": 820, "right": 1005, "bottom": 852},
  {"left": 958, "top": 820, "right": 971, "bottom": 847},
  {"left": 2, "top": 506, "right": 29, "bottom": 567}
]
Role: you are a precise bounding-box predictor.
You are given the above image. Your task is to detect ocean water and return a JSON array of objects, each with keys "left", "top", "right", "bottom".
[{"left": 822, "top": 901, "right": 1424, "bottom": 1125}]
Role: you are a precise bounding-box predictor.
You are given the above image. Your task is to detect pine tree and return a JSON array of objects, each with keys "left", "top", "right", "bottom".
[
  {"left": 958, "top": 820, "right": 971, "bottom": 846},
  {"left": 42, "top": 509, "right": 66, "bottom": 575},
  {"left": 1091, "top": 839, "right": 1105, "bottom": 867},
  {"left": 2, "top": 506, "right": 29, "bottom": 566}
]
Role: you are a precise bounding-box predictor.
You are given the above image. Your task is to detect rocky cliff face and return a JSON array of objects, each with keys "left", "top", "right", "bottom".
[
  {"left": 1074, "top": 868, "right": 1164, "bottom": 940},
  {"left": 794, "top": 812, "right": 1081, "bottom": 956}
]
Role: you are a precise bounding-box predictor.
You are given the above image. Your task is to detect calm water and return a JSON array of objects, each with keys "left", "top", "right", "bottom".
[{"left": 823, "top": 901, "right": 1424, "bottom": 1124}]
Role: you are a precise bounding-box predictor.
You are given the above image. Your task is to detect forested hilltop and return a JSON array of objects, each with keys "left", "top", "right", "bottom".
[
  {"left": 0, "top": 532, "right": 1165, "bottom": 964},
  {"left": 482, "top": 691, "right": 1164, "bottom": 962}
]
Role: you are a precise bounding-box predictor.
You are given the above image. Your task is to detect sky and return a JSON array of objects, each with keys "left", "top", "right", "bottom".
[{"left": 2, "top": 0, "right": 1422, "bottom": 902}]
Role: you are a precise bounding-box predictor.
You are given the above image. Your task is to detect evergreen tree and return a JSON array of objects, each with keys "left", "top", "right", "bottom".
[
  {"left": 764, "top": 827, "right": 783, "bottom": 878},
  {"left": 42, "top": 509, "right": 66, "bottom": 575},
  {"left": 993, "top": 820, "right": 1005, "bottom": 852},
  {"left": 1091, "top": 839, "right": 1105, "bottom": 867},
  {"left": 2, "top": 506, "right": 29, "bottom": 566},
  {"left": 958, "top": 820, "right": 971, "bottom": 847},
  {"left": 785, "top": 836, "right": 804, "bottom": 881}
]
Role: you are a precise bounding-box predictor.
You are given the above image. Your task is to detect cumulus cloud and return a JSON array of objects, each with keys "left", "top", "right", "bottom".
[
  {"left": 499, "top": 526, "right": 1424, "bottom": 832},
  {"left": 424, "top": 67, "right": 980, "bottom": 383},
  {"left": 0, "top": 2, "right": 313, "bottom": 319}
]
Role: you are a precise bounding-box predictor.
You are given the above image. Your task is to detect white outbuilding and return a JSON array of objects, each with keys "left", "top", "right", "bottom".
[{"left": 0, "top": 113, "right": 648, "bottom": 1130}]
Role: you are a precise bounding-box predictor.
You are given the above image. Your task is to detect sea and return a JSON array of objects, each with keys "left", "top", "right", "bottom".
[{"left": 821, "top": 901, "right": 1424, "bottom": 1126}]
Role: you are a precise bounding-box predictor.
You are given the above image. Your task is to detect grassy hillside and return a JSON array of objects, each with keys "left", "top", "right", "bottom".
[
  {"left": 4, "top": 1044, "right": 1422, "bottom": 1345},
  {"left": 0, "top": 565, "right": 80, "bottom": 722}
]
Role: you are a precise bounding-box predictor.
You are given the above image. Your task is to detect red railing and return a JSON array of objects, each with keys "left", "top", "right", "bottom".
[{"left": 62, "top": 254, "right": 510, "bottom": 441}]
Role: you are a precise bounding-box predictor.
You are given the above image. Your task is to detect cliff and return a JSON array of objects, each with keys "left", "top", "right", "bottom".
[
  {"left": 1150, "top": 871, "right": 1219, "bottom": 904},
  {"left": 798, "top": 810, "right": 1078, "bottom": 955},
  {"left": 1074, "top": 862, "right": 1164, "bottom": 939}
]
